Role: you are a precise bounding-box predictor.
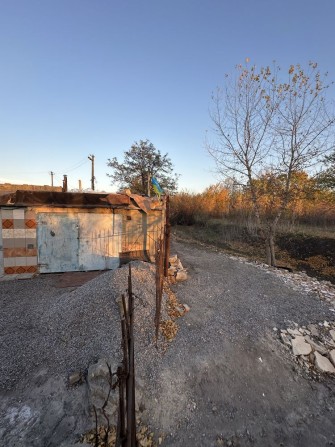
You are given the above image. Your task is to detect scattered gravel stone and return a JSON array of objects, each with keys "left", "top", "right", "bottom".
[
  {"left": 183, "top": 304, "right": 190, "bottom": 313},
  {"left": 68, "top": 372, "right": 82, "bottom": 386}
]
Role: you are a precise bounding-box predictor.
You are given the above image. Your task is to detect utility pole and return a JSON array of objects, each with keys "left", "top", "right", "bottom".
[
  {"left": 50, "top": 171, "right": 55, "bottom": 187},
  {"left": 88, "top": 154, "right": 95, "bottom": 191}
]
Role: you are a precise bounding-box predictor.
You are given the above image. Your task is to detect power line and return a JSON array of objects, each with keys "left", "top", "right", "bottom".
[
  {"left": 0, "top": 157, "right": 90, "bottom": 177},
  {"left": 62, "top": 158, "right": 89, "bottom": 173},
  {"left": 63, "top": 159, "right": 89, "bottom": 173}
]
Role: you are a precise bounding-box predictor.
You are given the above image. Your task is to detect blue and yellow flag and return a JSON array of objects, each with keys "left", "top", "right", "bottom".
[{"left": 151, "top": 177, "right": 164, "bottom": 198}]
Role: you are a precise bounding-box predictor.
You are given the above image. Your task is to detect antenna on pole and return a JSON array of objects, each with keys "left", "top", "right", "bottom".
[
  {"left": 50, "top": 171, "right": 55, "bottom": 187},
  {"left": 88, "top": 154, "right": 95, "bottom": 191}
]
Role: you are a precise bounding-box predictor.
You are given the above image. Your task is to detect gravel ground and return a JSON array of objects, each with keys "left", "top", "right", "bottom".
[
  {"left": 0, "top": 261, "right": 168, "bottom": 446},
  {"left": 1, "top": 239, "right": 335, "bottom": 446},
  {"left": 149, "top": 240, "right": 335, "bottom": 447}
]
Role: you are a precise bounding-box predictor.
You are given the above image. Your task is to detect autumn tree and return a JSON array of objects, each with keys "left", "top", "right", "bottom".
[
  {"left": 107, "top": 139, "right": 179, "bottom": 196},
  {"left": 316, "top": 151, "right": 335, "bottom": 190},
  {"left": 207, "top": 62, "right": 335, "bottom": 266},
  {"left": 250, "top": 170, "right": 316, "bottom": 223}
]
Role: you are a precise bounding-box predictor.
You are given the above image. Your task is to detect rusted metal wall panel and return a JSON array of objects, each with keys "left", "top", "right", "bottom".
[
  {"left": 37, "top": 212, "right": 122, "bottom": 273},
  {"left": 37, "top": 213, "right": 79, "bottom": 273},
  {"left": 78, "top": 213, "right": 122, "bottom": 270},
  {"left": 116, "top": 209, "right": 164, "bottom": 262}
]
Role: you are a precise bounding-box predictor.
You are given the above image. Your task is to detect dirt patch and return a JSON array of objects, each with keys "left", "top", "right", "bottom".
[
  {"left": 50, "top": 270, "right": 106, "bottom": 288},
  {"left": 277, "top": 234, "right": 335, "bottom": 282}
]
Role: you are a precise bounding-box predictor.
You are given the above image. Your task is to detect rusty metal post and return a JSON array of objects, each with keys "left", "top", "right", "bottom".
[
  {"left": 116, "top": 365, "right": 126, "bottom": 447},
  {"left": 163, "top": 195, "right": 171, "bottom": 277},
  {"left": 126, "top": 264, "right": 136, "bottom": 447},
  {"left": 155, "top": 239, "right": 164, "bottom": 343}
]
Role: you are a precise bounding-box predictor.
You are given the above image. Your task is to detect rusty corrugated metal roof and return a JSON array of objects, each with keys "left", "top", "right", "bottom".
[{"left": 0, "top": 190, "right": 163, "bottom": 211}]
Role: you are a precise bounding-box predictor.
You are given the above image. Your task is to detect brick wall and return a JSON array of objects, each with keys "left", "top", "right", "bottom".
[{"left": 0, "top": 183, "right": 62, "bottom": 192}]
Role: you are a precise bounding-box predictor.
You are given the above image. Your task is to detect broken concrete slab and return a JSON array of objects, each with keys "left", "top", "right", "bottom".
[
  {"left": 307, "top": 324, "right": 319, "bottom": 337},
  {"left": 329, "top": 329, "right": 335, "bottom": 341},
  {"left": 330, "top": 350, "right": 335, "bottom": 367},
  {"left": 280, "top": 333, "right": 292, "bottom": 346},
  {"left": 287, "top": 328, "right": 301, "bottom": 337},
  {"left": 291, "top": 336, "right": 312, "bottom": 356},
  {"left": 314, "top": 352, "right": 335, "bottom": 374},
  {"left": 304, "top": 336, "right": 328, "bottom": 355}
]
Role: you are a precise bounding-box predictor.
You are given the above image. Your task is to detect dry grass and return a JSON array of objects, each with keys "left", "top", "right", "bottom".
[
  {"left": 170, "top": 185, "right": 335, "bottom": 282},
  {"left": 173, "top": 218, "right": 335, "bottom": 283}
]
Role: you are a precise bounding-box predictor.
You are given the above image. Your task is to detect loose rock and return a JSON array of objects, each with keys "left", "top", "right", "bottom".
[
  {"left": 304, "top": 336, "right": 328, "bottom": 355},
  {"left": 168, "top": 254, "right": 188, "bottom": 282},
  {"left": 291, "top": 336, "right": 312, "bottom": 356},
  {"left": 183, "top": 304, "right": 191, "bottom": 312},
  {"left": 307, "top": 324, "right": 319, "bottom": 337},
  {"left": 314, "top": 352, "right": 335, "bottom": 374},
  {"left": 330, "top": 329, "right": 335, "bottom": 341},
  {"left": 68, "top": 371, "right": 82, "bottom": 386},
  {"left": 176, "top": 270, "right": 188, "bottom": 282},
  {"left": 330, "top": 350, "right": 335, "bottom": 367},
  {"left": 87, "top": 358, "right": 119, "bottom": 424},
  {"left": 280, "top": 333, "right": 292, "bottom": 346},
  {"left": 287, "top": 328, "right": 301, "bottom": 337}
]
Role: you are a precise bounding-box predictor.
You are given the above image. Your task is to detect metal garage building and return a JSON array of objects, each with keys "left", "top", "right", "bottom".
[{"left": 0, "top": 190, "right": 165, "bottom": 276}]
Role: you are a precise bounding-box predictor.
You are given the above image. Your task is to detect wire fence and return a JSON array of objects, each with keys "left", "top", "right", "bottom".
[
  {"left": 116, "top": 264, "right": 136, "bottom": 447},
  {"left": 90, "top": 198, "right": 171, "bottom": 446}
]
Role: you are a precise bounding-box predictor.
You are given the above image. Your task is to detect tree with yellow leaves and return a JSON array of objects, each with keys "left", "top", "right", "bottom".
[{"left": 207, "top": 62, "right": 335, "bottom": 265}]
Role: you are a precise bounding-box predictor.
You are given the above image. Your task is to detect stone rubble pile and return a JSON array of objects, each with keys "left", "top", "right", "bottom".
[
  {"left": 278, "top": 320, "right": 335, "bottom": 375},
  {"left": 167, "top": 254, "right": 188, "bottom": 283}
]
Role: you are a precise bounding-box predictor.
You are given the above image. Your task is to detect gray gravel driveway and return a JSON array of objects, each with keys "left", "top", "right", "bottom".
[
  {"left": 0, "top": 239, "right": 335, "bottom": 446},
  {"left": 148, "top": 240, "right": 335, "bottom": 446}
]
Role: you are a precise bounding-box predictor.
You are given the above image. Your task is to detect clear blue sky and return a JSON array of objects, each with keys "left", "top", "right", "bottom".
[{"left": 1, "top": 0, "right": 334, "bottom": 192}]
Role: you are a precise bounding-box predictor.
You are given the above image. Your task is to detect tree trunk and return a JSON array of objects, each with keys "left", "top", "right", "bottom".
[
  {"left": 265, "top": 230, "right": 276, "bottom": 266},
  {"left": 265, "top": 239, "right": 271, "bottom": 266},
  {"left": 269, "top": 232, "right": 276, "bottom": 266}
]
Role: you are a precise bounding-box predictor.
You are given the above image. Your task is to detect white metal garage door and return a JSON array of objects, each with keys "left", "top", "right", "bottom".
[{"left": 37, "top": 213, "right": 122, "bottom": 273}]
